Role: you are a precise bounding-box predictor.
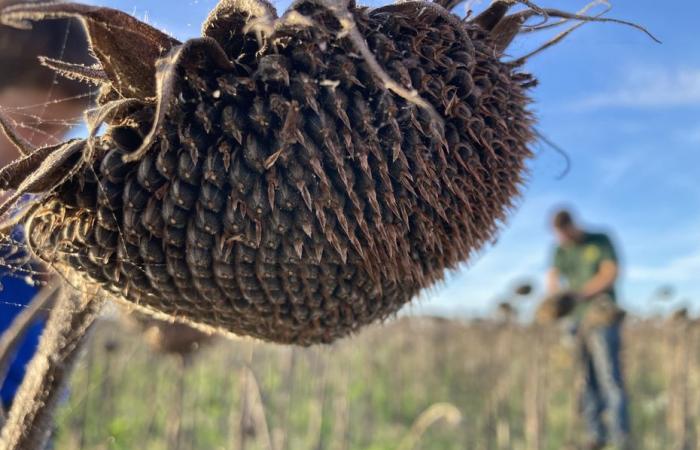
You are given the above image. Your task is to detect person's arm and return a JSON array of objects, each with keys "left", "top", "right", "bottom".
[
  {"left": 546, "top": 267, "right": 561, "bottom": 294},
  {"left": 579, "top": 259, "right": 618, "bottom": 300},
  {"left": 547, "top": 246, "right": 564, "bottom": 293},
  {"left": 578, "top": 235, "right": 619, "bottom": 300}
]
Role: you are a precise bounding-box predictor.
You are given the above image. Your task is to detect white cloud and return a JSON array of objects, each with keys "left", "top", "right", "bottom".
[
  {"left": 573, "top": 66, "right": 700, "bottom": 109},
  {"left": 628, "top": 249, "right": 700, "bottom": 284},
  {"left": 596, "top": 152, "right": 639, "bottom": 187}
]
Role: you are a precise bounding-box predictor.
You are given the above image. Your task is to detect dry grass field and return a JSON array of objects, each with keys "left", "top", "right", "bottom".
[{"left": 50, "top": 314, "right": 700, "bottom": 450}]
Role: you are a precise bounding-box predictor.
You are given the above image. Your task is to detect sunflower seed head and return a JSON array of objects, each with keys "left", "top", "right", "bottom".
[{"left": 21, "top": 0, "right": 535, "bottom": 345}]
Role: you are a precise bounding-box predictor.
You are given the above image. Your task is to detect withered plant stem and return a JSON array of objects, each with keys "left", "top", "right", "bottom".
[
  {"left": 0, "top": 281, "right": 60, "bottom": 389},
  {"left": 0, "top": 290, "right": 103, "bottom": 450}
]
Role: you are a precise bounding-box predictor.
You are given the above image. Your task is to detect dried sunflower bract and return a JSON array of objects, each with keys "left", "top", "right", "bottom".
[{"left": 0, "top": 0, "right": 653, "bottom": 345}]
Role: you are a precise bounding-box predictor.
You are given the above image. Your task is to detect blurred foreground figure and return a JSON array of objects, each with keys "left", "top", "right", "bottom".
[
  {"left": 0, "top": 0, "right": 91, "bottom": 414},
  {"left": 546, "top": 209, "right": 629, "bottom": 450}
]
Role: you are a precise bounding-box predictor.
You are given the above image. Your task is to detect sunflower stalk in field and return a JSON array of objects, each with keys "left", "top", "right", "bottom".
[
  {"left": 0, "top": 281, "right": 58, "bottom": 386},
  {"left": 396, "top": 402, "right": 462, "bottom": 450},
  {"left": 0, "top": 288, "right": 103, "bottom": 450}
]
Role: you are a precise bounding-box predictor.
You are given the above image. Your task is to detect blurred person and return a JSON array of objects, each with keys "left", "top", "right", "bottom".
[
  {"left": 0, "top": 0, "right": 93, "bottom": 414},
  {"left": 546, "top": 209, "right": 629, "bottom": 450}
]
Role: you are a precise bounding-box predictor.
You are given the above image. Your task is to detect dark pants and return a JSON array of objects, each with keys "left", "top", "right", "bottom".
[{"left": 578, "top": 322, "right": 630, "bottom": 448}]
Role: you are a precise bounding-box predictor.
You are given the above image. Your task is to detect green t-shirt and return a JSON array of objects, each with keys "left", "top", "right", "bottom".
[{"left": 553, "top": 232, "right": 618, "bottom": 302}]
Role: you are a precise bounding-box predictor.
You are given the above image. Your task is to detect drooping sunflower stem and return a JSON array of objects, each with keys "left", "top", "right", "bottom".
[{"left": 0, "top": 288, "right": 103, "bottom": 450}]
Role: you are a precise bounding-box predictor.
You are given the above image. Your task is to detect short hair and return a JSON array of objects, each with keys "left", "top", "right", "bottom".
[
  {"left": 0, "top": 0, "right": 94, "bottom": 98},
  {"left": 552, "top": 209, "right": 575, "bottom": 230}
]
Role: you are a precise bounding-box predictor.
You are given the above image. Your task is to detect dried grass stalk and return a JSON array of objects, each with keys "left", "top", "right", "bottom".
[{"left": 0, "top": 289, "right": 103, "bottom": 450}]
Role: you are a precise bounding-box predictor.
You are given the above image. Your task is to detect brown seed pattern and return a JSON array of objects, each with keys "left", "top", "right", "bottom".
[{"left": 14, "top": 0, "right": 535, "bottom": 344}]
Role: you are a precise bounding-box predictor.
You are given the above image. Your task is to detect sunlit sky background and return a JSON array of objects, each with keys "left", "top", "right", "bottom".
[{"left": 85, "top": 0, "right": 700, "bottom": 318}]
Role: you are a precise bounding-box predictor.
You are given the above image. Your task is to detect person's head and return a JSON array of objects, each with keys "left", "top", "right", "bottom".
[
  {"left": 551, "top": 208, "right": 583, "bottom": 246},
  {"left": 0, "top": 0, "right": 94, "bottom": 165}
]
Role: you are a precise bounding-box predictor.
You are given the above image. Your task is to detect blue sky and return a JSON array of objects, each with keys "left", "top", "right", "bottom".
[{"left": 87, "top": 0, "right": 700, "bottom": 318}]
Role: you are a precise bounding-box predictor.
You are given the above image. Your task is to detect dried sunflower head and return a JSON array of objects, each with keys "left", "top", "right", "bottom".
[
  {"left": 127, "top": 312, "right": 213, "bottom": 356},
  {"left": 0, "top": 0, "right": 655, "bottom": 345},
  {"left": 581, "top": 296, "right": 625, "bottom": 329},
  {"left": 535, "top": 291, "right": 578, "bottom": 324},
  {"left": 514, "top": 282, "right": 533, "bottom": 297}
]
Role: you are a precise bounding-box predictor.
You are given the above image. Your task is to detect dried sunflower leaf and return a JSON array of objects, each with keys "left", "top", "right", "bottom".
[{"left": 0, "top": 2, "right": 180, "bottom": 97}]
